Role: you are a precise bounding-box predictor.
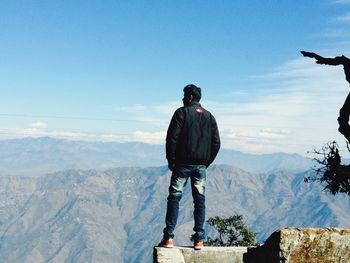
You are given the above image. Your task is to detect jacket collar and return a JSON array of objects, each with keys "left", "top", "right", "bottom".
[{"left": 185, "top": 101, "right": 201, "bottom": 107}]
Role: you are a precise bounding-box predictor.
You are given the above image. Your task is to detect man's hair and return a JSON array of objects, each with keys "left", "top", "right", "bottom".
[{"left": 183, "top": 84, "right": 201, "bottom": 102}]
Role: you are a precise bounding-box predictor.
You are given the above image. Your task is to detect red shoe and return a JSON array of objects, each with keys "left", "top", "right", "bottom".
[
  {"left": 159, "top": 238, "right": 174, "bottom": 248},
  {"left": 194, "top": 241, "right": 204, "bottom": 250}
]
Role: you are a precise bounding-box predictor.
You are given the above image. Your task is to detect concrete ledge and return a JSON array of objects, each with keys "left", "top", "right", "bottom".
[{"left": 154, "top": 246, "right": 248, "bottom": 263}]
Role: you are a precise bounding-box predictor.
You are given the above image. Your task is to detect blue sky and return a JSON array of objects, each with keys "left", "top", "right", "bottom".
[{"left": 1, "top": 0, "right": 350, "bottom": 155}]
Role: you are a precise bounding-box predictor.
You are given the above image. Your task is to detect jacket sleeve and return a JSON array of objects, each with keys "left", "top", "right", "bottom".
[
  {"left": 208, "top": 114, "right": 220, "bottom": 166},
  {"left": 166, "top": 108, "right": 184, "bottom": 164}
]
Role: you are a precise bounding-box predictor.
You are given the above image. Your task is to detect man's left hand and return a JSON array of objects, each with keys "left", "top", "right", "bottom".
[{"left": 168, "top": 163, "right": 176, "bottom": 171}]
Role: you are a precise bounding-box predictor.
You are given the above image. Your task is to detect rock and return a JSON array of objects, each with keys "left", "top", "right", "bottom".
[{"left": 244, "top": 227, "right": 350, "bottom": 263}]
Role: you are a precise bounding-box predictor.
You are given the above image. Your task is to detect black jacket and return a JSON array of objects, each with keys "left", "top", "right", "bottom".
[{"left": 166, "top": 102, "right": 220, "bottom": 167}]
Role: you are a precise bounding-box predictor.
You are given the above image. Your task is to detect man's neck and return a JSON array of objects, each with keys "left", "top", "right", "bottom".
[{"left": 184, "top": 101, "right": 200, "bottom": 107}]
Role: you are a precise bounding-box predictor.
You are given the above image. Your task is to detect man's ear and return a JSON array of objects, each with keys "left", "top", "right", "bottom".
[{"left": 189, "top": 94, "right": 193, "bottom": 102}]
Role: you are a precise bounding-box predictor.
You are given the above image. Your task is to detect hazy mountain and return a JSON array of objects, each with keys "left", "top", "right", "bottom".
[
  {"left": 0, "top": 165, "right": 349, "bottom": 263},
  {"left": 0, "top": 137, "right": 313, "bottom": 177},
  {"left": 216, "top": 150, "right": 314, "bottom": 173},
  {"left": 0, "top": 137, "right": 164, "bottom": 177}
]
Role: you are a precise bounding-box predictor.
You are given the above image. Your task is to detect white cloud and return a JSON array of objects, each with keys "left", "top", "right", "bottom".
[
  {"left": 153, "top": 101, "right": 180, "bottom": 116},
  {"left": 218, "top": 128, "right": 294, "bottom": 153},
  {"left": 334, "top": 12, "right": 350, "bottom": 23},
  {"left": 259, "top": 128, "right": 291, "bottom": 139},
  {"left": 31, "top": 121, "right": 48, "bottom": 129},
  {"left": 251, "top": 57, "right": 344, "bottom": 83},
  {"left": 3, "top": 55, "right": 350, "bottom": 155},
  {"left": 333, "top": 0, "right": 350, "bottom": 4},
  {"left": 132, "top": 131, "right": 166, "bottom": 144},
  {"left": 0, "top": 126, "right": 168, "bottom": 145},
  {"left": 204, "top": 55, "right": 350, "bottom": 154},
  {"left": 0, "top": 127, "right": 130, "bottom": 142}
]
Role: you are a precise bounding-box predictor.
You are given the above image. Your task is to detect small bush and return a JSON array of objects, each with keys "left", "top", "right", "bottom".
[{"left": 204, "top": 214, "right": 257, "bottom": 247}]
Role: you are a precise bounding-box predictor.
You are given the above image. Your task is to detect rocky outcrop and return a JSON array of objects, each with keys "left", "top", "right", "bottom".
[
  {"left": 154, "top": 228, "right": 350, "bottom": 263},
  {"left": 244, "top": 227, "right": 350, "bottom": 263}
]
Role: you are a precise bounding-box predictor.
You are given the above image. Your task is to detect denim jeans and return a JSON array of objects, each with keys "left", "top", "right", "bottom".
[{"left": 163, "top": 164, "right": 206, "bottom": 242}]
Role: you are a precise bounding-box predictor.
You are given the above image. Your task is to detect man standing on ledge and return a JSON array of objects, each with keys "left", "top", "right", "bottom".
[{"left": 159, "top": 84, "right": 221, "bottom": 250}]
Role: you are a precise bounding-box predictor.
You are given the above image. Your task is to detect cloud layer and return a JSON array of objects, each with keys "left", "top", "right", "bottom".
[{"left": 2, "top": 54, "right": 350, "bottom": 156}]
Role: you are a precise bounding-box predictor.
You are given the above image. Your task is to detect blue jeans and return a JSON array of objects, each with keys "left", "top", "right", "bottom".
[{"left": 163, "top": 164, "right": 206, "bottom": 242}]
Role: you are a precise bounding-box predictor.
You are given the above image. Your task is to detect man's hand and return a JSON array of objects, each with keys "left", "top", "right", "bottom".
[{"left": 168, "top": 162, "right": 176, "bottom": 171}]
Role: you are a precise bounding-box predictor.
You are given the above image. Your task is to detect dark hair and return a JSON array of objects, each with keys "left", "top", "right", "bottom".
[{"left": 183, "top": 84, "right": 201, "bottom": 102}]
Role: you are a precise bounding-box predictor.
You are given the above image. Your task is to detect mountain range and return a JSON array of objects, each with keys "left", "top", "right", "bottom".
[
  {"left": 0, "top": 137, "right": 348, "bottom": 262},
  {"left": 1, "top": 164, "right": 349, "bottom": 262},
  {"left": 0, "top": 137, "right": 313, "bottom": 177}
]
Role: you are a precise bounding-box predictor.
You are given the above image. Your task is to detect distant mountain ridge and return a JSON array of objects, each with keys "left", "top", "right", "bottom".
[
  {"left": 0, "top": 137, "right": 313, "bottom": 176},
  {"left": 0, "top": 165, "right": 349, "bottom": 262}
]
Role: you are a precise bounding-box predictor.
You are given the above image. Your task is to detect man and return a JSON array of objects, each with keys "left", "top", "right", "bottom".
[
  {"left": 159, "top": 84, "right": 221, "bottom": 250},
  {"left": 301, "top": 51, "right": 350, "bottom": 141}
]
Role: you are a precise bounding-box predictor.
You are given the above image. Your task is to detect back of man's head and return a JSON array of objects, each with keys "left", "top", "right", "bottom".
[{"left": 183, "top": 84, "right": 201, "bottom": 102}]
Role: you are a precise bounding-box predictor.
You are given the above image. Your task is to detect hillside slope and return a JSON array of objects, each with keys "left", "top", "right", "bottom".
[{"left": 0, "top": 165, "right": 349, "bottom": 262}]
